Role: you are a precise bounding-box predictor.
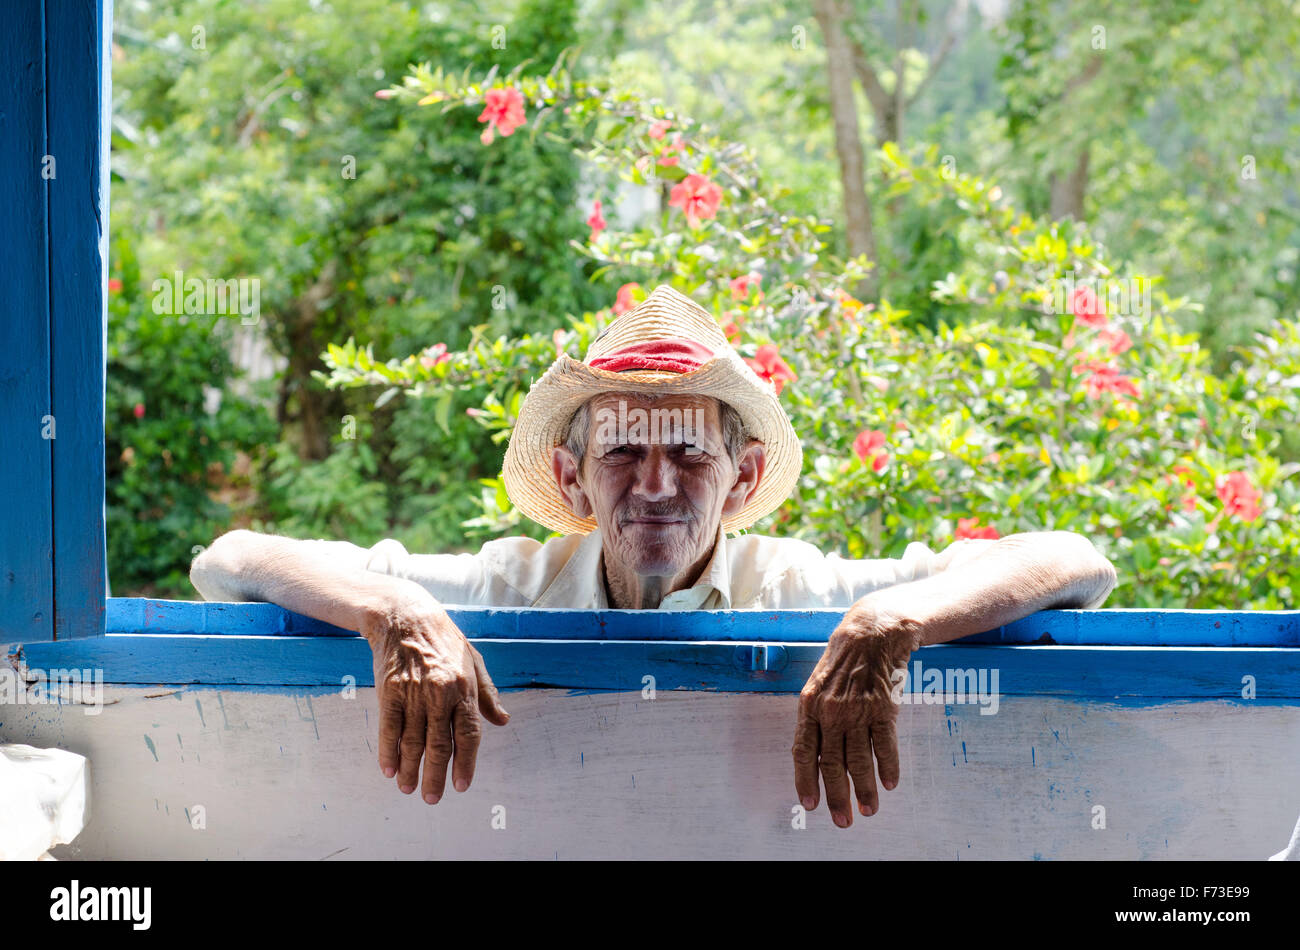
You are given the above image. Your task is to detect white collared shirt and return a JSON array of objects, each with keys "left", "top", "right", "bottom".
[{"left": 363, "top": 527, "right": 980, "bottom": 610}]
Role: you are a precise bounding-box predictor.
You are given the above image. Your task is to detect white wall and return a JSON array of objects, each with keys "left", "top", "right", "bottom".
[{"left": 3, "top": 685, "right": 1297, "bottom": 859}]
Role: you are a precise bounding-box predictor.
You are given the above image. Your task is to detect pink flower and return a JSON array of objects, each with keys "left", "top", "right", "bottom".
[
  {"left": 1073, "top": 359, "right": 1140, "bottom": 400},
  {"left": 419, "top": 343, "right": 451, "bottom": 369},
  {"left": 743, "top": 343, "right": 797, "bottom": 395},
  {"left": 613, "top": 283, "right": 641, "bottom": 315},
  {"left": 729, "top": 272, "right": 763, "bottom": 302},
  {"left": 374, "top": 89, "right": 396, "bottom": 100},
  {"left": 657, "top": 132, "right": 685, "bottom": 166},
  {"left": 668, "top": 173, "right": 723, "bottom": 228},
  {"left": 1215, "top": 471, "right": 1262, "bottom": 522},
  {"left": 852, "top": 429, "right": 889, "bottom": 472},
  {"left": 108, "top": 278, "right": 123, "bottom": 293},
  {"left": 477, "top": 86, "right": 526, "bottom": 145},
  {"left": 1070, "top": 286, "right": 1107, "bottom": 328},
  {"left": 954, "top": 516, "right": 1000, "bottom": 540},
  {"left": 648, "top": 120, "right": 671, "bottom": 140},
  {"left": 586, "top": 199, "right": 607, "bottom": 243},
  {"left": 133, "top": 402, "right": 145, "bottom": 419},
  {"left": 1097, "top": 327, "right": 1132, "bottom": 355}
]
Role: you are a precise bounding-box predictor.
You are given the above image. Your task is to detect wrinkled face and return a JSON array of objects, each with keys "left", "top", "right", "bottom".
[{"left": 552, "top": 392, "right": 763, "bottom": 579}]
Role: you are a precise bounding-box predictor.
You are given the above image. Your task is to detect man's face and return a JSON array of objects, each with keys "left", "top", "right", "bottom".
[{"left": 552, "top": 392, "right": 762, "bottom": 579}]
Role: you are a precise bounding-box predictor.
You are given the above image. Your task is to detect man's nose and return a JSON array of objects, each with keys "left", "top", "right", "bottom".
[{"left": 631, "top": 450, "right": 678, "bottom": 502}]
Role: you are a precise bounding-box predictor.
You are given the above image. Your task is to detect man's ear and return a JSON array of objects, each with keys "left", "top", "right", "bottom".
[
  {"left": 721, "top": 439, "right": 765, "bottom": 516},
  {"left": 551, "top": 445, "right": 593, "bottom": 519}
]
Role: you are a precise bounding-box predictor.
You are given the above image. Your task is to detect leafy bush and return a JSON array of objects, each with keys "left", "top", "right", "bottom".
[
  {"left": 106, "top": 236, "right": 277, "bottom": 596},
  {"left": 320, "top": 61, "right": 1300, "bottom": 609}
]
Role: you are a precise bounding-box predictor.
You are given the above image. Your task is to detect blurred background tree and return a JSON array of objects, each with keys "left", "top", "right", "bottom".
[{"left": 107, "top": 0, "right": 1300, "bottom": 605}]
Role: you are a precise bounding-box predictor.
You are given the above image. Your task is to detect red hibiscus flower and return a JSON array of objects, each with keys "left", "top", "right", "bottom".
[
  {"left": 477, "top": 86, "right": 526, "bottom": 145},
  {"left": 586, "top": 199, "right": 606, "bottom": 243},
  {"left": 668, "top": 173, "right": 723, "bottom": 228},
  {"left": 133, "top": 402, "right": 145, "bottom": 419},
  {"left": 108, "top": 278, "right": 123, "bottom": 293},
  {"left": 420, "top": 343, "right": 451, "bottom": 369},
  {"left": 721, "top": 314, "right": 743, "bottom": 342},
  {"left": 657, "top": 132, "right": 685, "bottom": 167},
  {"left": 852, "top": 429, "right": 889, "bottom": 472},
  {"left": 1070, "top": 286, "right": 1107, "bottom": 328},
  {"left": 648, "top": 120, "right": 671, "bottom": 140},
  {"left": 743, "top": 343, "right": 797, "bottom": 395},
  {"left": 1097, "top": 327, "right": 1132, "bottom": 355},
  {"left": 612, "top": 283, "right": 641, "bottom": 315},
  {"left": 954, "top": 516, "right": 1000, "bottom": 540},
  {"left": 1215, "top": 471, "right": 1262, "bottom": 522},
  {"left": 1073, "top": 359, "right": 1140, "bottom": 400},
  {"left": 729, "top": 272, "right": 763, "bottom": 302}
]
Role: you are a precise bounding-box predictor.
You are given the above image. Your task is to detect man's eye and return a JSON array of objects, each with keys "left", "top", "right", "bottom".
[
  {"left": 681, "top": 444, "right": 705, "bottom": 457},
  {"left": 604, "top": 446, "right": 632, "bottom": 457}
]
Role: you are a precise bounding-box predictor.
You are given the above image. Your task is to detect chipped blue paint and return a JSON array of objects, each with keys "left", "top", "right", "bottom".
[{"left": 143, "top": 735, "right": 157, "bottom": 761}]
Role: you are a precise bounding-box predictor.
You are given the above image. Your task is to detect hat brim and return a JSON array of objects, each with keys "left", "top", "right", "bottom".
[{"left": 501, "top": 352, "right": 803, "bottom": 536}]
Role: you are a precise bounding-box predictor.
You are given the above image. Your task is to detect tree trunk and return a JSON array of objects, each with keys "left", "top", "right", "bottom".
[
  {"left": 1049, "top": 145, "right": 1091, "bottom": 221},
  {"left": 812, "top": 0, "right": 878, "bottom": 299},
  {"left": 276, "top": 260, "right": 339, "bottom": 461}
]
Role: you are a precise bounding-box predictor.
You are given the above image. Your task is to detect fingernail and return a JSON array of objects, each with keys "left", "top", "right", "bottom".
[
  {"left": 399, "top": 784, "right": 414, "bottom": 794},
  {"left": 801, "top": 796, "right": 815, "bottom": 810},
  {"left": 454, "top": 778, "right": 468, "bottom": 792},
  {"left": 424, "top": 793, "right": 439, "bottom": 805},
  {"left": 833, "top": 812, "right": 849, "bottom": 828},
  {"left": 383, "top": 767, "right": 396, "bottom": 778},
  {"left": 883, "top": 778, "right": 896, "bottom": 790}
]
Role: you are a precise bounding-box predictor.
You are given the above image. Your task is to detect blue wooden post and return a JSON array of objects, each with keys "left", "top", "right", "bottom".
[{"left": 0, "top": 0, "right": 109, "bottom": 641}]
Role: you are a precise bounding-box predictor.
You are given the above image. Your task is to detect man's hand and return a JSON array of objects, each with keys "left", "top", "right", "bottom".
[
  {"left": 361, "top": 593, "right": 510, "bottom": 804},
  {"left": 793, "top": 600, "right": 921, "bottom": 828},
  {"left": 793, "top": 529, "right": 1118, "bottom": 828}
]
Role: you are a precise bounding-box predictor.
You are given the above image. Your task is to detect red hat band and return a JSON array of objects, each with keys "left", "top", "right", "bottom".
[{"left": 587, "top": 337, "right": 717, "bottom": 375}]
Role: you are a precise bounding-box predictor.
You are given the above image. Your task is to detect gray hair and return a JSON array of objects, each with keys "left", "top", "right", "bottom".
[{"left": 562, "top": 393, "right": 749, "bottom": 470}]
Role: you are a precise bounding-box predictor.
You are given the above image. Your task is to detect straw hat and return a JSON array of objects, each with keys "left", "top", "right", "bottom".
[{"left": 502, "top": 284, "right": 803, "bottom": 535}]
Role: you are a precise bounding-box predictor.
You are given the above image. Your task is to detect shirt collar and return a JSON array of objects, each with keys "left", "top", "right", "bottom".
[{"left": 532, "top": 524, "right": 731, "bottom": 610}]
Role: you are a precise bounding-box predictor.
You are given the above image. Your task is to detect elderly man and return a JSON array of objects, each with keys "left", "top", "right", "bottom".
[{"left": 191, "top": 284, "right": 1117, "bottom": 828}]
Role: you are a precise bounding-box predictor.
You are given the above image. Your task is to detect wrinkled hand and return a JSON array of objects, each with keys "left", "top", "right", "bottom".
[
  {"left": 793, "top": 600, "right": 922, "bottom": 827},
  {"left": 362, "top": 595, "right": 510, "bottom": 803}
]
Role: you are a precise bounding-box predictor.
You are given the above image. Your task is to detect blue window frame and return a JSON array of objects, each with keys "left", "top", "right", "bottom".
[
  {"left": 0, "top": 0, "right": 111, "bottom": 642},
  {"left": 2, "top": 1, "right": 1297, "bottom": 704}
]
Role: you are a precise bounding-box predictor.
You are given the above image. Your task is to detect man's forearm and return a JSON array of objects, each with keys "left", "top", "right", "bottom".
[
  {"left": 190, "top": 530, "right": 433, "bottom": 639},
  {"left": 860, "top": 530, "right": 1117, "bottom": 646}
]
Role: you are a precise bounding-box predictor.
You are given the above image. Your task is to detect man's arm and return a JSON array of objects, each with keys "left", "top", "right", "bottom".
[
  {"left": 793, "top": 530, "right": 1116, "bottom": 828},
  {"left": 191, "top": 530, "right": 509, "bottom": 804},
  {"left": 874, "top": 530, "right": 1118, "bottom": 644}
]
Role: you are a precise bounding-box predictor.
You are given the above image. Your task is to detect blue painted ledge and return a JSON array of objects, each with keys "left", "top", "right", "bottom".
[{"left": 12, "top": 599, "right": 1300, "bottom": 702}]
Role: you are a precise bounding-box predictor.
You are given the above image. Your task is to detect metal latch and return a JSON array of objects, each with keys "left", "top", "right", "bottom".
[{"left": 734, "top": 644, "right": 789, "bottom": 672}]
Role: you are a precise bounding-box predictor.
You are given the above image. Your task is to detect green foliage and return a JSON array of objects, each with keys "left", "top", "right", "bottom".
[
  {"left": 324, "top": 61, "right": 1300, "bottom": 609},
  {"left": 106, "top": 236, "right": 276, "bottom": 596}
]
